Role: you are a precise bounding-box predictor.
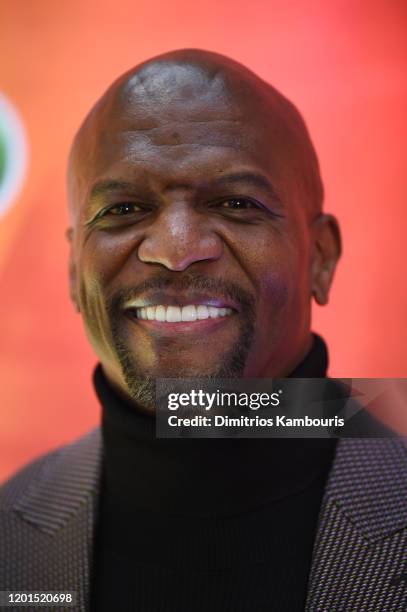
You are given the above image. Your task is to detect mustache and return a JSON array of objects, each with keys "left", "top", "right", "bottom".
[{"left": 106, "top": 272, "right": 256, "bottom": 316}]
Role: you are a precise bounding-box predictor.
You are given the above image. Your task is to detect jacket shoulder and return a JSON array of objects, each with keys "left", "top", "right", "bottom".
[
  {"left": 0, "top": 447, "right": 62, "bottom": 511},
  {"left": 0, "top": 427, "right": 101, "bottom": 513},
  {"left": 0, "top": 428, "right": 101, "bottom": 602}
]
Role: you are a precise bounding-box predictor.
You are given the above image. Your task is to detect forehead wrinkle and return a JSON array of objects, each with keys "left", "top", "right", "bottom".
[
  {"left": 113, "top": 117, "right": 243, "bottom": 152},
  {"left": 120, "top": 117, "right": 241, "bottom": 133},
  {"left": 119, "top": 133, "right": 244, "bottom": 155}
]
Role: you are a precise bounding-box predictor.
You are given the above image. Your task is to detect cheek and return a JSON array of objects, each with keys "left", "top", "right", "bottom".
[
  {"left": 75, "top": 232, "right": 136, "bottom": 357},
  {"left": 255, "top": 262, "right": 293, "bottom": 328},
  {"left": 78, "top": 228, "right": 145, "bottom": 319},
  {"left": 78, "top": 269, "right": 110, "bottom": 358},
  {"left": 238, "top": 226, "right": 311, "bottom": 320},
  {"left": 80, "top": 230, "right": 137, "bottom": 288}
]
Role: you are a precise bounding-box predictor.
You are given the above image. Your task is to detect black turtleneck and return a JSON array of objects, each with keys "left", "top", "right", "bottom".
[{"left": 90, "top": 334, "right": 337, "bottom": 612}]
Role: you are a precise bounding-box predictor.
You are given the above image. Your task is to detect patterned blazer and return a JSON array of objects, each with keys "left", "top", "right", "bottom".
[{"left": 1, "top": 429, "right": 407, "bottom": 611}]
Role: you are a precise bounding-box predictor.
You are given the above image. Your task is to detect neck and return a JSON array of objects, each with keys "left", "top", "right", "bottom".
[{"left": 92, "top": 333, "right": 333, "bottom": 518}]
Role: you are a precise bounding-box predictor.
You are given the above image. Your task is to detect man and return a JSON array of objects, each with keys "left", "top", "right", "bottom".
[{"left": 1, "top": 49, "right": 407, "bottom": 612}]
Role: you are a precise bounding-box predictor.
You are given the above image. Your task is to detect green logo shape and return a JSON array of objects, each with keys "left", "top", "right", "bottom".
[
  {"left": 0, "top": 93, "right": 28, "bottom": 218},
  {"left": 0, "top": 131, "right": 6, "bottom": 185}
]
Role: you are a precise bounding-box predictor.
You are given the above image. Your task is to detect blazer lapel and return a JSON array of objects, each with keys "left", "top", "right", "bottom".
[
  {"left": 306, "top": 437, "right": 407, "bottom": 611},
  {"left": 11, "top": 427, "right": 102, "bottom": 611}
]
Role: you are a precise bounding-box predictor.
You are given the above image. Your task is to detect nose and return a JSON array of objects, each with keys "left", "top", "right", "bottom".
[{"left": 138, "top": 202, "right": 223, "bottom": 271}]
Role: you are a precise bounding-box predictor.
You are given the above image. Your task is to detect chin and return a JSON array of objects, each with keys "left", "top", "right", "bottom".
[{"left": 140, "top": 360, "right": 225, "bottom": 380}]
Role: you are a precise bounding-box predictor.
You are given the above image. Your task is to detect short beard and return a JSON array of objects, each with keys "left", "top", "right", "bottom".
[{"left": 106, "top": 273, "right": 256, "bottom": 411}]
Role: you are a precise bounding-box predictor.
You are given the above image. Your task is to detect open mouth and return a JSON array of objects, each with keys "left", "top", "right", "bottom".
[
  {"left": 122, "top": 291, "right": 238, "bottom": 328},
  {"left": 131, "top": 304, "right": 233, "bottom": 322}
]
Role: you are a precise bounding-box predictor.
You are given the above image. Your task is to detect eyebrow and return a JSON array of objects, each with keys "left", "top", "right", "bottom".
[
  {"left": 89, "top": 180, "right": 137, "bottom": 203},
  {"left": 209, "top": 171, "right": 282, "bottom": 203},
  {"left": 88, "top": 172, "right": 282, "bottom": 205}
]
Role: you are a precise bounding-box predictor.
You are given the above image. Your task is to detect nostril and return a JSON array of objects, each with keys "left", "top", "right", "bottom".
[{"left": 138, "top": 234, "right": 223, "bottom": 271}]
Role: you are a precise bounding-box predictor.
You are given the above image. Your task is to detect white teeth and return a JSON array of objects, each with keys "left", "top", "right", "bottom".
[
  {"left": 146, "top": 306, "right": 156, "bottom": 320},
  {"left": 155, "top": 305, "right": 166, "bottom": 322},
  {"left": 166, "top": 306, "right": 182, "bottom": 322},
  {"left": 181, "top": 305, "right": 197, "bottom": 321},
  {"left": 197, "top": 305, "right": 209, "bottom": 320},
  {"left": 133, "top": 304, "right": 232, "bottom": 322}
]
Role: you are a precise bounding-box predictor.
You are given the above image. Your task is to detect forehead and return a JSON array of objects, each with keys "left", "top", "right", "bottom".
[
  {"left": 89, "top": 117, "right": 275, "bottom": 181},
  {"left": 71, "top": 63, "right": 306, "bottom": 205}
]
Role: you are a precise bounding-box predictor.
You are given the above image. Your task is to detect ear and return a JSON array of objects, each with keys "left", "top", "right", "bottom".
[
  {"left": 310, "top": 214, "right": 341, "bottom": 306},
  {"left": 66, "top": 227, "right": 80, "bottom": 313}
]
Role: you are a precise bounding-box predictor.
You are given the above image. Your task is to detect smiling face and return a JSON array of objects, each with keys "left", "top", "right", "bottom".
[{"left": 67, "top": 50, "right": 341, "bottom": 410}]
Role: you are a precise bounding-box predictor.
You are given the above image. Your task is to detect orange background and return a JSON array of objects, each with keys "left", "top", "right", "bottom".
[{"left": 1, "top": 0, "right": 406, "bottom": 482}]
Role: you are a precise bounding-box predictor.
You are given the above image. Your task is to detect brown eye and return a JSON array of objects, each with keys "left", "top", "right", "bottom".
[
  {"left": 107, "top": 203, "right": 141, "bottom": 216},
  {"left": 219, "top": 198, "right": 258, "bottom": 210}
]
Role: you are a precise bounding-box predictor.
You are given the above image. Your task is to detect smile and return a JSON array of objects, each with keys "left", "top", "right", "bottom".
[{"left": 132, "top": 304, "right": 233, "bottom": 322}]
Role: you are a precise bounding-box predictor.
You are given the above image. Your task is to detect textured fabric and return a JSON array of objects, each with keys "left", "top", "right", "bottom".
[
  {"left": 1, "top": 430, "right": 407, "bottom": 611},
  {"left": 0, "top": 429, "right": 101, "bottom": 612},
  {"left": 305, "top": 438, "right": 407, "bottom": 611}
]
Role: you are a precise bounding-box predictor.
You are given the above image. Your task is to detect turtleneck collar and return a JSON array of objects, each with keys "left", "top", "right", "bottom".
[{"left": 93, "top": 333, "right": 336, "bottom": 518}]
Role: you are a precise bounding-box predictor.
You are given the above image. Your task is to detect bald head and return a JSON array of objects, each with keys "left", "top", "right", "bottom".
[{"left": 68, "top": 49, "right": 323, "bottom": 223}]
